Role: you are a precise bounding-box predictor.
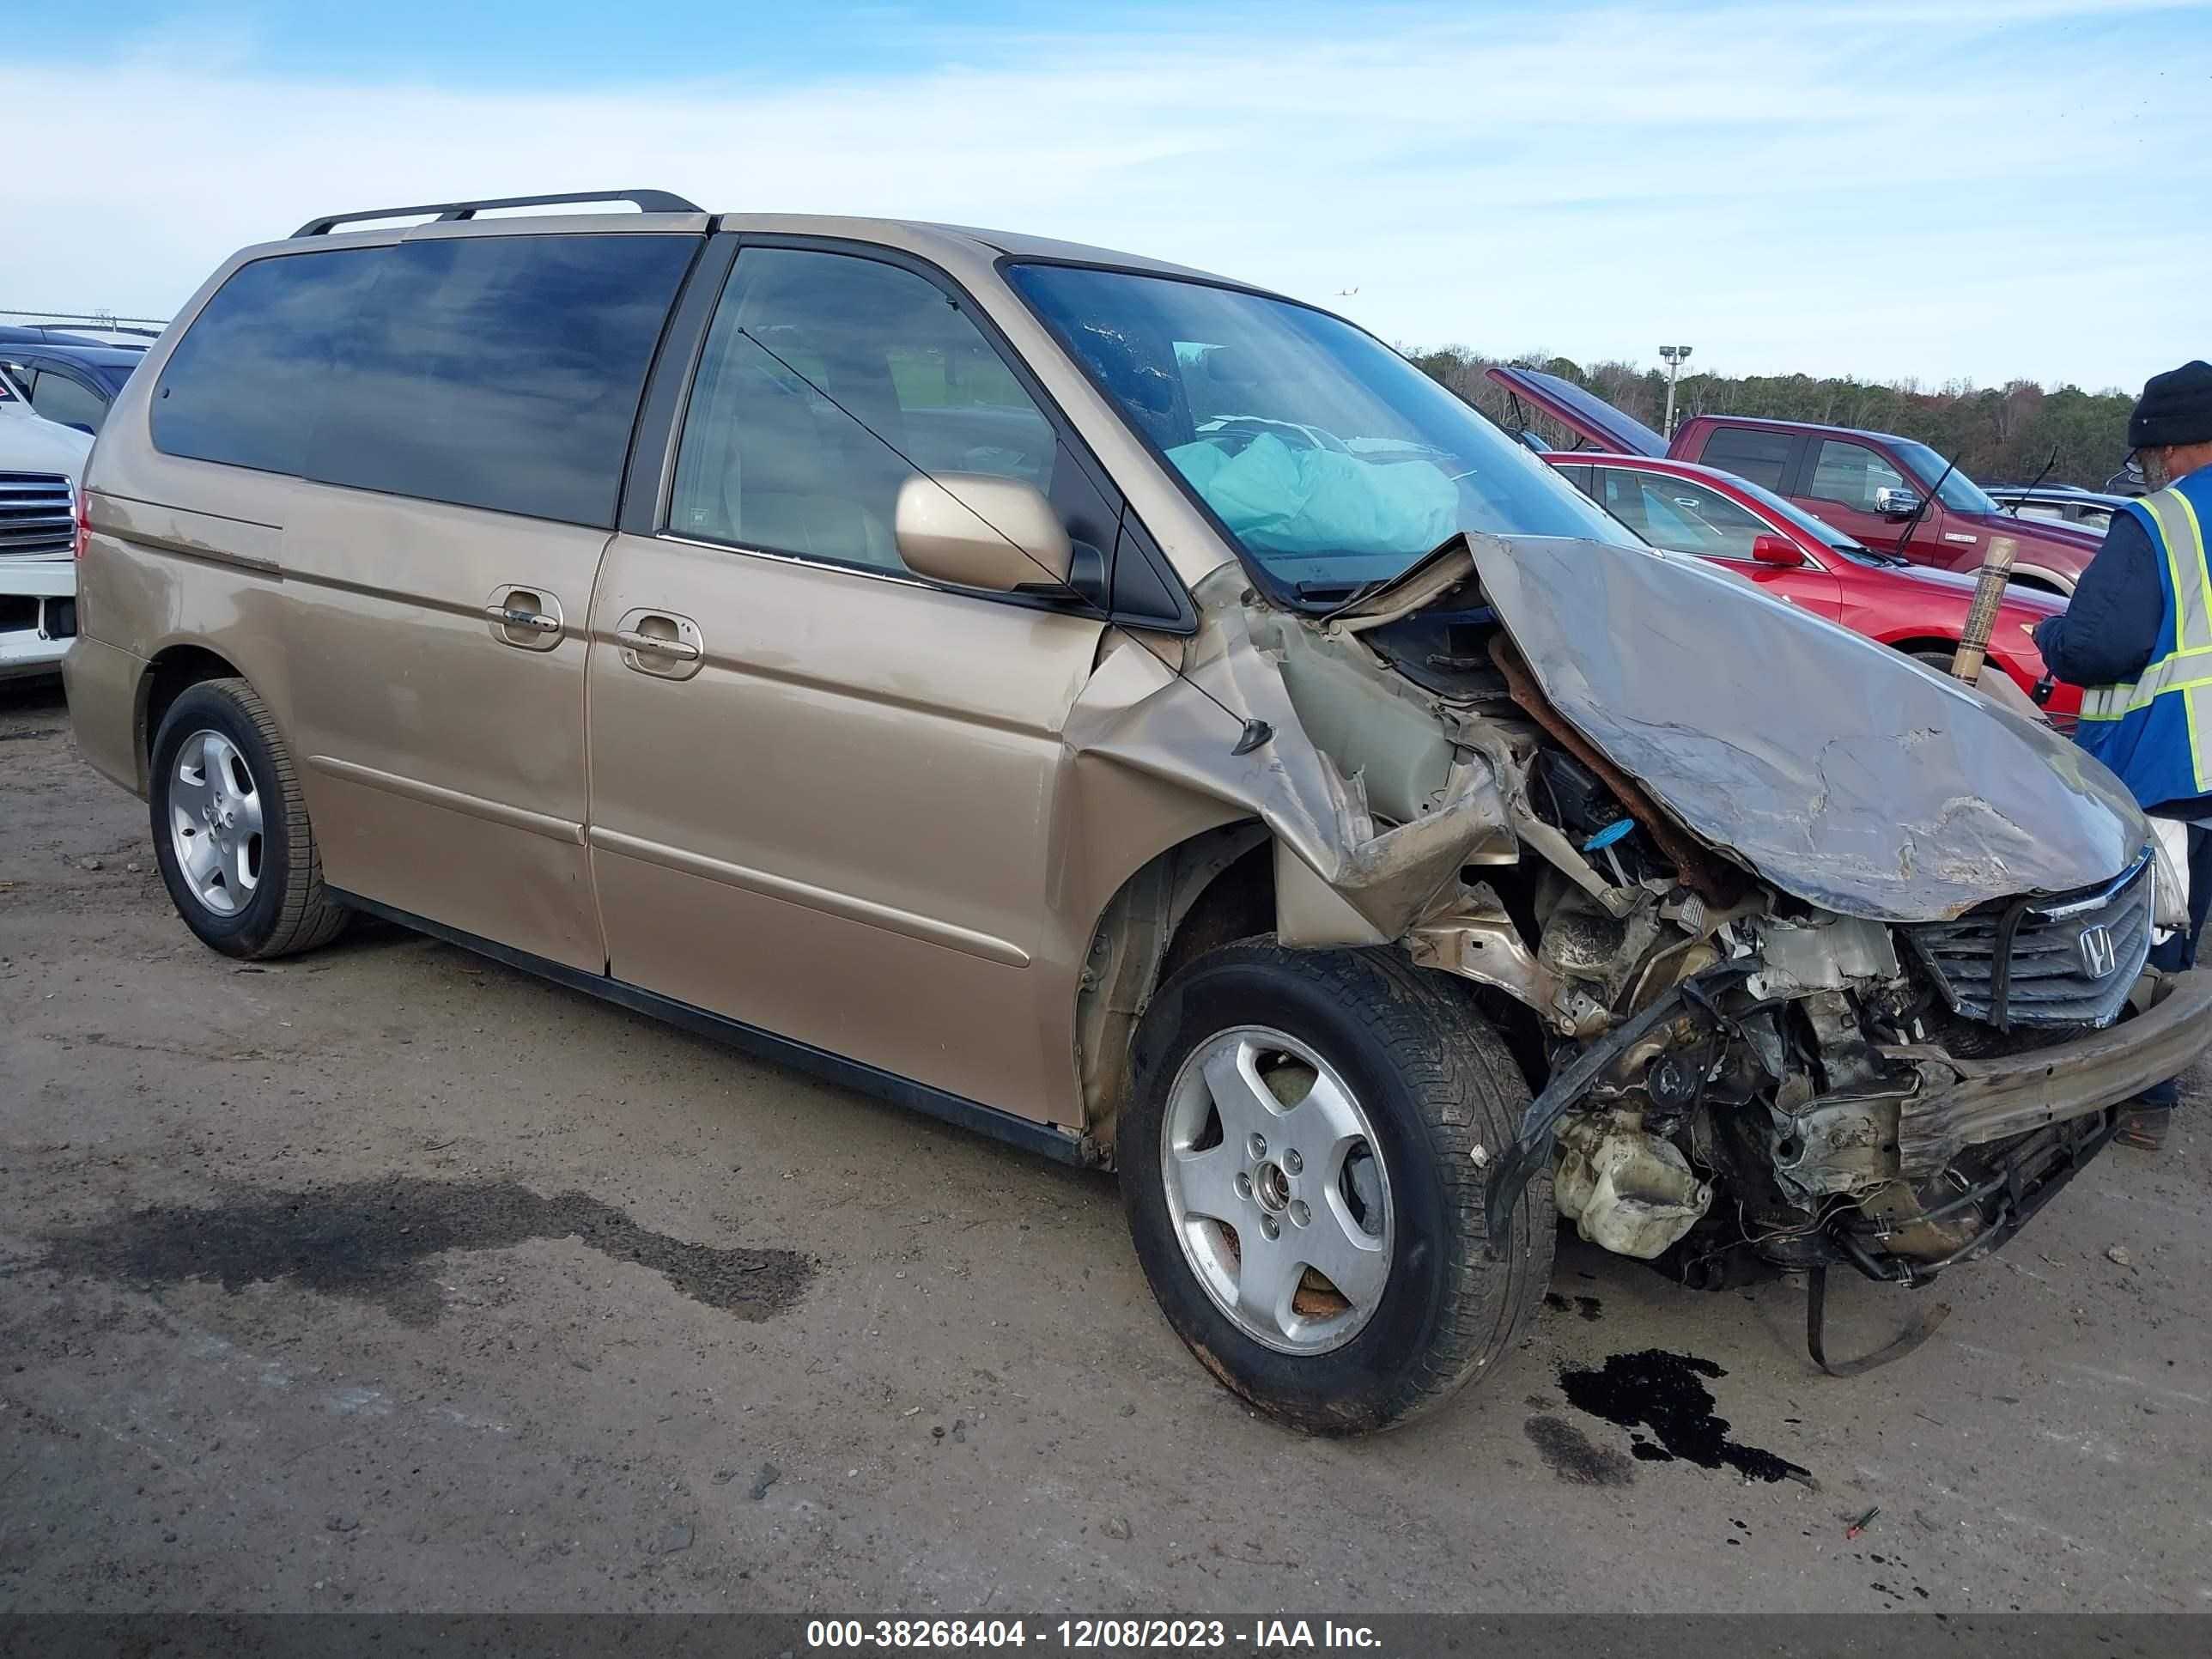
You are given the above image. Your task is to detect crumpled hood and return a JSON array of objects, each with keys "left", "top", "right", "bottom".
[{"left": 1468, "top": 533, "right": 2147, "bottom": 922}]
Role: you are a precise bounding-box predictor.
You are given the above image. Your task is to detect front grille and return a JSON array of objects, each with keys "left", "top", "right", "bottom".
[
  {"left": 1908, "top": 851, "right": 2154, "bottom": 1029},
  {"left": 0, "top": 471, "right": 74, "bottom": 559}
]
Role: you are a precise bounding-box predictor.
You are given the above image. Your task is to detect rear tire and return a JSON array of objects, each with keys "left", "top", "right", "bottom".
[
  {"left": 149, "top": 678, "right": 349, "bottom": 959},
  {"left": 1121, "top": 939, "right": 1553, "bottom": 1434}
]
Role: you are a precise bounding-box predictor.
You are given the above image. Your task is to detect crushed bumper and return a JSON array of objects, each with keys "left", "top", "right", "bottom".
[{"left": 1885, "top": 967, "right": 2212, "bottom": 1178}]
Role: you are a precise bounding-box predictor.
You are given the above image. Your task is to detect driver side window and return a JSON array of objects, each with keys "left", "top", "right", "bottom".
[
  {"left": 1807, "top": 440, "right": 1906, "bottom": 514},
  {"left": 669, "top": 248, "right": 1059, "bottom": 574}
]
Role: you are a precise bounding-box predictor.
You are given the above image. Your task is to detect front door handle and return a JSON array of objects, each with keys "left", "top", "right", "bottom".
[
  {"left": 612, "top": 609, "right": 706, "bottom": 681},
  {"left": 484, "top": 585, "right": 564, "bottom": 651},
  {"left": 615, "top": 628, "right": 702, "bottom": 662}
]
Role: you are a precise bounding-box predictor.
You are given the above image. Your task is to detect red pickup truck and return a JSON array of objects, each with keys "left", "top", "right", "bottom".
[{"left": 1490, "top": 366, "right": 2105, "bottom": 593}]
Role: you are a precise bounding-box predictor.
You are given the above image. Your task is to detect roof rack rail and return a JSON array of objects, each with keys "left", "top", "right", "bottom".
[{"left": 292, "top": 189, "right": 704, "bottom": 239}]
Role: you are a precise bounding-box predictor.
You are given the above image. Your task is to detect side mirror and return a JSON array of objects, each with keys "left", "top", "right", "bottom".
[
  {"left": 895, "top": 473, "right": 1073, "bottom": 594},
  {"left": 1875, "top": 485, "right": 1923, "bottom": 519},
  {"left": 1750, "top": 533, "right": 1805, "bottom": 568}
]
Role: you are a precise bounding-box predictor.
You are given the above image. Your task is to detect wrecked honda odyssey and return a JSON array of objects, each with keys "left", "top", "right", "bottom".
[{"left": 65, "top": 192, "right": 2212, "bottom": 1435}]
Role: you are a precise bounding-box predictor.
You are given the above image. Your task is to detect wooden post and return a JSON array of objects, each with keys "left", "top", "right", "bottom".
[{"left": 1949, "top": 533, "right": 2020, "bottom": 683}]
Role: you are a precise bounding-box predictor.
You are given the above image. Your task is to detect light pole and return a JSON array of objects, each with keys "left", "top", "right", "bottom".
[{"left": 1659, "top": 344, "right": 1693, "bottom": 439}]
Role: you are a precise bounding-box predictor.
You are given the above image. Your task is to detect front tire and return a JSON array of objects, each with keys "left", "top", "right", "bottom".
[
  {"left": 1122, "top": 940, "right": 1553, "bottom": 1434},
  {"left": 149, "top": 678, "right": 349, "bottom": 959}
]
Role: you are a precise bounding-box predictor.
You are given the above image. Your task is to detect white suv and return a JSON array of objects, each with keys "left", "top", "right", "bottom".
[{"left": 0, "top": 365, "right": 88, "bottom": 680}]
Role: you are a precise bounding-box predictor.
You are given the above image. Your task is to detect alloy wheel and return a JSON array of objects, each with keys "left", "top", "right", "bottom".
[{"left": 1159, "top": 1025, "right": 1394, "bottom": 1354}]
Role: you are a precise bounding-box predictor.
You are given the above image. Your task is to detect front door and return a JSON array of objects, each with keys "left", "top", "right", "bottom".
[
  {"left": 1794, "top": 435, "right": 1959, "bottom": 569},
  {"left": 584, "top": 244, "right": 1109, "bottom": 1125}
]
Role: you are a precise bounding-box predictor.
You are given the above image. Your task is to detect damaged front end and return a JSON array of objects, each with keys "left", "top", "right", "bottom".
[{"left": 1078, "top": 526, "right": 2212, "bottom": 1370}]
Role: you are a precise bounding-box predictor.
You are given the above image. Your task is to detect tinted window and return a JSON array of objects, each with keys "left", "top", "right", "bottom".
[
  {"left": 670, "top": 248, "right": 1059, "bottom": 574},
  {"left": 1697, "top": 426, "right": 1794, "bottom": 492},
  {"left": 307, "top": 234, "right": 696, "bottom": 526},
  {"left": 30, "top": 372, "right": 106, "bottom": 433},
  {"left": 1808, "top": 439, "right": 1907, "bottom": 514},
  {"left": 154, "top": 249, "right": 385, "bottom": 475}
]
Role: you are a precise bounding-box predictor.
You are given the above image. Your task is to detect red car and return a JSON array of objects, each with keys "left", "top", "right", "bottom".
[
  {"left": 1542, "top": 450, "right": 2081, "bottom": 725},
  {"left": 1492, "top": 364, "right": 2105, "bottom": 594}
]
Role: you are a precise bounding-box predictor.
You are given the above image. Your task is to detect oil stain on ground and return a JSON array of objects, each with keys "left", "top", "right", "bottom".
[
  {"left": 1542, "top": 1291, "right": 1602, "bottom": 1321},
  {"left": 1559, "top": 1349, "right": 1812, "bottom": 1486},
  {"left": 1522, "top": 1413, "right": 1634, "bottom": 1486},
  {"left": 34, "top": 1176, "right": 812, "bottom": 1328}
]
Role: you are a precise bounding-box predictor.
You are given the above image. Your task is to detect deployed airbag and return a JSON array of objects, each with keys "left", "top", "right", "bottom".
[{"left": 1169, "top": 433, "right": 1456, "bottom": 560}]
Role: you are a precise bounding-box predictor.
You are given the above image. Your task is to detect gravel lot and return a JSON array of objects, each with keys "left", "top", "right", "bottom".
[{"left": 3, "top": 674, "right": 2209, "bottom": 1614}]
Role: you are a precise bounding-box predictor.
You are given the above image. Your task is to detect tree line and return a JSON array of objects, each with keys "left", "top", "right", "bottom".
[{"left": 1407, "top": 347, "right": 2136, "bottom": 490}]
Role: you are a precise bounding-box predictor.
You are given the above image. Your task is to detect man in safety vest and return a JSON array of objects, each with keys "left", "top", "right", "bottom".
[{"left": 2034, "top": 359, "right": 2212, "bottom": 1150}]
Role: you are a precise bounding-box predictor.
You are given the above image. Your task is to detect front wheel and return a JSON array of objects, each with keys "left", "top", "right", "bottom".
[
  {"left": 149, "top": 678, "right": 349, "bottom": 959},
  {"left": 1121, "top": 940, "right": 1553, "bottom": 1434}
]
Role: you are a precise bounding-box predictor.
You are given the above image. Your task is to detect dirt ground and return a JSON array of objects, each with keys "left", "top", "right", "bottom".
[{"left": 3, "top": 674, "right": 2209, "bottom": 1615}]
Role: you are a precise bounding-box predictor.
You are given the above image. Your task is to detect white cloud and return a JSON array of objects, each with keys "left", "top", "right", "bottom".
[{"left": 3, "top": 0, "right": 2204, "bottom": 388}]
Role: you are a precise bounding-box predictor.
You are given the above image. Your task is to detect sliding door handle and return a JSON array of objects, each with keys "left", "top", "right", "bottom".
[
  {"left": 488, "top": 604, "right": 561, "bottom": 633},
  {"left": 484, "top": 585, "right": 564, "bottom": 651}
]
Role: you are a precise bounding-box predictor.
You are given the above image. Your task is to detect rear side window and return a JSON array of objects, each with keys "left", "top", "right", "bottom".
[
  {"left": 153, "top": 249, "right": 384, "bottom": 476},
  {"left": 307, "top": 234, "right": 696, "bottom": 526},
  {"left": 1696, "top": 426, "right": 1794, "bottom": 492},
  {"left": 30, "top": 371, "right": 107, "bottom": 434},
  {"left": 153, "top": 234, "right": 696, "bottom": 527}
]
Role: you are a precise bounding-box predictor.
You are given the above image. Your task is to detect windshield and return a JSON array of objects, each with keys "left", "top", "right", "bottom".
[
  {"left": 1892, "top": 438, "right": 2001, "bottom": 514},
  {"left": 1006, "top": 264, "right": 1638, "bottom": 592}
]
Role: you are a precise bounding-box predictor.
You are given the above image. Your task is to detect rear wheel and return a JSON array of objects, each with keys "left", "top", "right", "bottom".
[
  {"left": 1121, "top": 940, "right": 1553, "bottom": 1434},
  {"left": 149, "top": 678, "right": 349, "bottom": 959}
]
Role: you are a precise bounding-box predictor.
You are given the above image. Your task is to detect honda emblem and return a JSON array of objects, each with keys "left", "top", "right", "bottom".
[{"left": 2078, "top": 924, "right": 2118, "bottom": 980}]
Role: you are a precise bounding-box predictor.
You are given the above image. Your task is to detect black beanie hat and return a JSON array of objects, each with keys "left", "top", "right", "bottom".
[{"left": 2130, "top": 360, "right": 2212, "bottom": 449}]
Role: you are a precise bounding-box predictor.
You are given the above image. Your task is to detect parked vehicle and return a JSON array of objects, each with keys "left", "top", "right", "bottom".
[
  {"left": 0, "top": 343, "right": 145, "bottom": 434},
  {"left": 0, "top": 367, "right": 88, "bottom": 680},
  {"left": 1550, "top": 453, "right": 2081, "bottom": 724},
  {"left": 1491, "top": 365, "right": 2104, "bottom": 592},
  {"left": 0, "top": 322, "right": 159, "bottom": 349},
  {"left": 66, "top": 191, "right": 2211, "bottom": 1431},
  {"left": 1983, "top": 483, "right": 2131, "bottom": 533}
]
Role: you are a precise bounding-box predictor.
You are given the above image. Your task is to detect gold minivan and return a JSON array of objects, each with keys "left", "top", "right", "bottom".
[{"left": 67, "top": 190, "right": 2212, "bottom": 1431}]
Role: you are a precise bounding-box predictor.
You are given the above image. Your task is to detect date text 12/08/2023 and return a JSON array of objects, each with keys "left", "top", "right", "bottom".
[{"left": 805, "top": 1618, "right": 1384, "bottom": 1650}]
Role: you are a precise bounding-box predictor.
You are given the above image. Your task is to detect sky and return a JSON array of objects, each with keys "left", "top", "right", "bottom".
[{"left": 4, "top": 0, "right": 2208, "bottom": 392}]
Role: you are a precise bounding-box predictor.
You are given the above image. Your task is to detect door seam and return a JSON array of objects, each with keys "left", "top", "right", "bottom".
[{"left": 580, "top": 529, "right": 619, "bottom": 975}]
